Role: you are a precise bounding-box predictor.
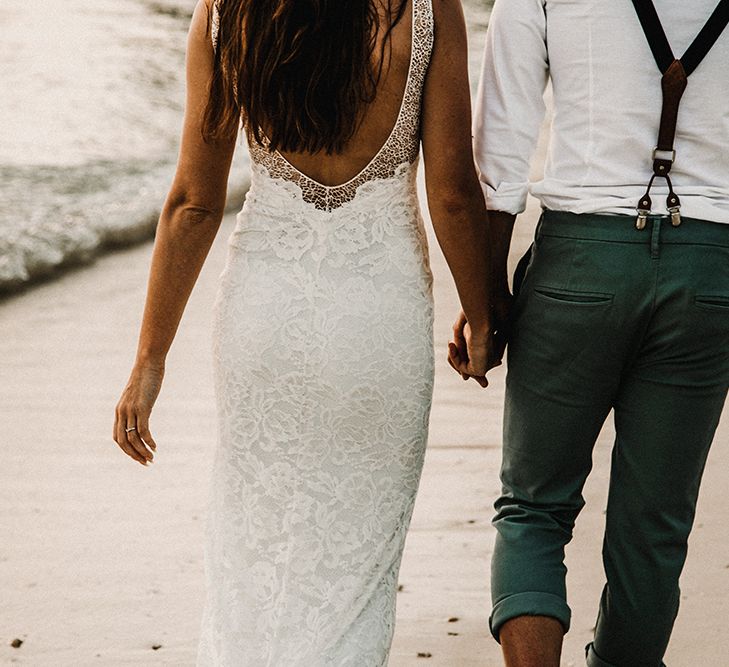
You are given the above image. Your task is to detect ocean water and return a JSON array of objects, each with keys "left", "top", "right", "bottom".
[{"left": 0, "top": 0, "right": 491, "bottom": 292}]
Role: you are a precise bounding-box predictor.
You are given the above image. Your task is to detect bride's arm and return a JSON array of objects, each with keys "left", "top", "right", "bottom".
[
  {"left": 113, "top": 0, "right": 236, "bottom": 465},
  {"left": 421, "top": 0, "right": 496, "bottom": 382}
]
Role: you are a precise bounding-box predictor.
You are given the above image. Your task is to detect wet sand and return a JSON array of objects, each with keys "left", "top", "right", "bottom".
[{"left": 1, "top": 180, "right": 727, "bottom": 666}]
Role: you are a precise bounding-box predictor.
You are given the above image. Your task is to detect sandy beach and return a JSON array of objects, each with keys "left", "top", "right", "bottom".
[{"left": 1, "top": 176, "right": 727, "bottom": 666}]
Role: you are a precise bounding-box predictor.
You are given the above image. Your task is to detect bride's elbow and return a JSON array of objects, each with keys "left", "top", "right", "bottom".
[
  {"left": 162, "top": 190, "right": 224, "bottom": 229},
  {"left": 427, "top": 181, "right": 485, "bottom": 220}
]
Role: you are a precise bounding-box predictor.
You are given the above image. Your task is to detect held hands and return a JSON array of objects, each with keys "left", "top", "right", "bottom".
[
  {"left": 447, "top": 313, "right": 497, "bottom": 388},
  {"left": 447, "top": 290, "right": 513, "bottom": 388},
  {"left": 113, "top": 361, "right": 164, "bottom": 466}
]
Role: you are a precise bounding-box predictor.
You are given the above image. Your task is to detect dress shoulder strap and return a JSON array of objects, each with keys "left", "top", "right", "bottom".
[
  {"left": 408, "top": 0, "right": 435, "bottom": 91},
  {"left": 391, "top": 0, "right": 433, "bottom": 149},
  {"left": 211, "top": 0, "right": 221, "bottom": 51},
  {"left": 341, "top": 0, "right": 433, "bottom": 187}
]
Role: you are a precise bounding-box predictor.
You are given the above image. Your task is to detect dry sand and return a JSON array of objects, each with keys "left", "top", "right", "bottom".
[{"left": 1, "top": 180, "right": 727, "bottom": 666}]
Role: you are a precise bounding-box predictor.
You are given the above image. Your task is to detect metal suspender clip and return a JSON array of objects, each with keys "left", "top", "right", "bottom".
[
  {"left": 636, "top": 192, "right": 651, "bottom": 230},
  {"left": 667, "top": 190, "right": 682, "bottom": 227}
]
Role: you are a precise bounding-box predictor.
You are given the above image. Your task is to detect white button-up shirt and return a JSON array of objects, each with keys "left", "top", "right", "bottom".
[{"left": 473, "top": 0, "right": 729, "bottom": 224}]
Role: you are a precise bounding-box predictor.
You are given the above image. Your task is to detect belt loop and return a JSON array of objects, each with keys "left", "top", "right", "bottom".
[
  {"left": 534, "top": 211, "right": 546, "bottom": 240},
  {"left": 650, "top": 217, "right": 662, "bottom": 258}
]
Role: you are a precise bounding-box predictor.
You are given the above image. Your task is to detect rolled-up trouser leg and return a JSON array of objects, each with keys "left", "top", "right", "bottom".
[
  {"left": 491, "top": 378, "right": 612, "bottom": 639},
  {"left": 490, "top": 213, "right": 641, "bottom": 640}
]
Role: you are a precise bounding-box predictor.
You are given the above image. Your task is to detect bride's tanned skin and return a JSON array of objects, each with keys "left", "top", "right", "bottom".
[
  {"left": 113, "top": 0, "right": 500, "bottom": 465},
  {"left": 113, "top": 1, "right": 235, "bottom": 465}
]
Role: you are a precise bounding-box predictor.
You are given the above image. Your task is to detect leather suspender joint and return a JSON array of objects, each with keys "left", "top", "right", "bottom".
[{"left": 636, "top": 58, "right": 687, "bottom": 229}]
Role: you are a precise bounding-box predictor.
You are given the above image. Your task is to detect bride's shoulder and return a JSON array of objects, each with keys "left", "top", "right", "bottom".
[
  {"left": 428, "top": 0, "right": 467, "bottom": 43},
  {"left": 191, "top": 0, "right": 217, "bottom": 18},
  {"left": 186, "top": 0, "right": 219, "bottom": 49},
  {"left": 190, "top": 0, "right": 219, "bottom": 28},
  {"left": 429, "top": 0, "right": 467, "bottom": 33}
]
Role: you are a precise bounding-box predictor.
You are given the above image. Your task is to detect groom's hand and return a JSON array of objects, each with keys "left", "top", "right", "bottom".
[
  {"left": 447, "top": 311, "right": 493, "bottom": 388},
  {"left": 448, "top": 297, "right": 512, "bottom": 386},
  {"left": 448, "top": 311, "right": 473, "bottom": 378}
]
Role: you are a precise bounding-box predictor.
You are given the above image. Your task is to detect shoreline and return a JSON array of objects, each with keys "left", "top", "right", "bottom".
[{"left": 0, "top": 178, "right": 249, "bottom": 300}]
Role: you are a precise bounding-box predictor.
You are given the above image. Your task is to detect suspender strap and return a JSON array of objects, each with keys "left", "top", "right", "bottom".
[
  {"left": 631, "top": 0, "right": 729, "bottom": 74},
  {"left": 631, "top": 0, "right": 729, "bottom": 229},
  {"left": 631, "top": 0, "right": 674, "bottom": 73},
  {"left": 682, "top": 0, "right": 729, "bottom": 75}
]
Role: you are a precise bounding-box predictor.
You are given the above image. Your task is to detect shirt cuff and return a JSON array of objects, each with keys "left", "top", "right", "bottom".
[{"left": 480, "top": 180, "right": 529, "bottom": 216}]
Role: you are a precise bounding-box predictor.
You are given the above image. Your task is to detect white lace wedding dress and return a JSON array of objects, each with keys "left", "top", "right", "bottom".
[{"left": 197, "top": 1, "right": 434, "bottom": 664}]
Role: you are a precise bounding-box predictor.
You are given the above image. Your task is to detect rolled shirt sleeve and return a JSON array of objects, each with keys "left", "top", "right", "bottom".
[{"left": 473, "top": 0, "right": 549, "bottom": 215}]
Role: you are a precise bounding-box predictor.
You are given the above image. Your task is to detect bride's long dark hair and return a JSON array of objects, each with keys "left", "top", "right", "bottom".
[{"left": 203, "top": 0, "right": 408, "bottom": 154}]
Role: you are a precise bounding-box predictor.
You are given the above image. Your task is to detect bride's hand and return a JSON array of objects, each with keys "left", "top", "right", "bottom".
[
  {"left": 113, "top": 361, "right": 164, "bottom": 465},
  {"left": 447, "top": 311, "right": 496, "bottom": 388}
]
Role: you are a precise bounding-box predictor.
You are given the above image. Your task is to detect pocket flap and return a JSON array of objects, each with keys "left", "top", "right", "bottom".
[{"left": 534, "top": 287, "right": 614, "bottom": 305}]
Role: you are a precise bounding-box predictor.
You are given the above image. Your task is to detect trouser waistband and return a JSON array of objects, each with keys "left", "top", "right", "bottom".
[{"left": 540, "top": 210, "right": 729, "bottom": 247}]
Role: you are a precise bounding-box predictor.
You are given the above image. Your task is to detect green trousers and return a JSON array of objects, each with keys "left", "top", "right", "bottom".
[{"left": 490, "top": 210, "right": 729, "bottom": 667}]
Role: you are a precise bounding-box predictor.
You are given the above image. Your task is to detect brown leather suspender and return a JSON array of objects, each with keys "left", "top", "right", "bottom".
[{"left": 631, "top": 0, "right": 729, "bottom": 229}]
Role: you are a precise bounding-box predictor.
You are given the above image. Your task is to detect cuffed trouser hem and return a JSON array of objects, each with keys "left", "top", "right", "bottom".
[
  {"left": 585, "top": 642, "right": 666, "bottom": 667},
  {"left": 489, "top": 591, "right": 571, "bottom": 642},
  {"left": 586, "top": 643, "right": 615, "bottom": 667}
]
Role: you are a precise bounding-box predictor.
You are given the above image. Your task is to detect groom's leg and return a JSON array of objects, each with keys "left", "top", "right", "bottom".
[
  {"left": 499, "top": 615, "right": 564, "bottom": 667},
  {"left": 491, "top": 349, "right": 614, "bottom": 644},
  {"left": 587, "top": 225, "right": 729, "bottom": 667},
  {"left": 586, "top": 375, "right": 726, "bottom": 667},
  {"left": 490, "top": 213, "right": 645, "bottom": 645}
]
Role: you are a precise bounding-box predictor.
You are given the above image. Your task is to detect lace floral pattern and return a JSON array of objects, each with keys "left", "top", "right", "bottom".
[
  {"left": 199, "top": 1, "right": 435, "bottom": 665},
  {"left": 210, "top": 0, "right": 220, "bottom": 51}
]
